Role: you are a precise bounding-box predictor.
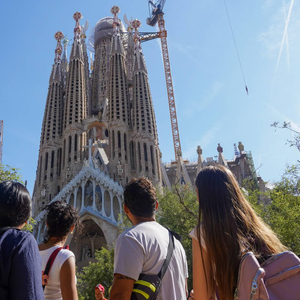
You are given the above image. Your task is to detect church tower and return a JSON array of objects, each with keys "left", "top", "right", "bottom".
[
  {"left": 130, "top": 19, "right": 160, "bottom": 184},
  {"left": 62, "top": 12, "right": 89, "bottom": 185},
  {"left": 34, "top": 31, "right": 65, "bottom": 215},
  {"left": 33, "top": 7, "right": 162, "bottom": 257}
]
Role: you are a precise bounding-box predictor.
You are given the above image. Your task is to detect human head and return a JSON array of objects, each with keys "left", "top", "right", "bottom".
[
  {"left": 195, "top": 165, "right": 285, "bottom": 299},
  {"left": 95, "top": 284, "right": 105, "bottom": 300},
  {"left": 195, "top": 164, "right": 257, "bottom": 241},
  {"left": 0, "top": 181, "right": 31, "bottom": 228},
  {"left": 123, "top": 177, "right": 157, "bottom": 218},
  {"left": 44, "top": 200, "right": 81, "bottom": 241},
  {"left": 195, "top": 164, "right": 245, "bottom": 219}
]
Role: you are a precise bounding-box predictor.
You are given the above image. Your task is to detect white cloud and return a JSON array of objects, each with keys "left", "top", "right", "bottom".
[
  {"left": 258, "top": 1, "right": 300, "bottom": 63},
  {"left": 171, "top": 42, "right": 202, "bottom": 67},
  {"left": 183, "top": 120, "right": 223, "bottom": 159},
  {"left": 184, "top": 81, "right": 224, "bottom": 117}
]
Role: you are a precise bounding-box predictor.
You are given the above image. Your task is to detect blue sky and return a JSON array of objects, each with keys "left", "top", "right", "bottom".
[{"left": 1, "top": 0, "right": 300, "bottom": 195}]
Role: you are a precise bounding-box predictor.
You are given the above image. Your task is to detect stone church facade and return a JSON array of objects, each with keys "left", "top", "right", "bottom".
[{"left": 32, "top": 6, "right": 260, "bottom": 267}]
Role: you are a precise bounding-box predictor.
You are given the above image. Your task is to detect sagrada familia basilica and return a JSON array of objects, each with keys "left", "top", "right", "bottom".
[{"left": 32, "top": 6, "right": 261, "bottom": 268}]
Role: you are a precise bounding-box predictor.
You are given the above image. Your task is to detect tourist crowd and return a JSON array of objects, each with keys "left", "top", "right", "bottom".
[{"left": 0, "top": 165, "right": 297, "bottom": 300}]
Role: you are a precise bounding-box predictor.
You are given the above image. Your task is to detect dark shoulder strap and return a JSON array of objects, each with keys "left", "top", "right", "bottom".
[
  {"left": 42, "top": 245, "right": 69, "bottom": 289},
  {"left": 158, "top": 230, "right": 174, "bottom": 280},
  {"left": 43, "top": 247, "right": 63, "bottom": 277}
]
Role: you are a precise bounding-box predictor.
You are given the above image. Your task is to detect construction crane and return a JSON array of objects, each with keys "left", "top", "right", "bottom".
[
  {"left": 146, "top": 1, "right": 191, "bottom": 185},
  {"left": 146, "top": 0, "right": 182, "bottom": 162}
]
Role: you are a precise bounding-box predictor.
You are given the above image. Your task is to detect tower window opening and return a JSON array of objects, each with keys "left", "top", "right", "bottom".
[
  {"left": 45, "top": 153, "right": 48, "bottom": 171},
  {"left": 51, "top": 150, "right": 54, "bottom": 169},
  {"left": 144, "top": 143, "right": 148, "bottom": 162}
]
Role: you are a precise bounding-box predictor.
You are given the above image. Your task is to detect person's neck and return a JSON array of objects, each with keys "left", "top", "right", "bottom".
[
  {"left": 132, "top": 216, "right": 156, "bottom": 226},
  {"left": 46, "top": 236, "right": 67, "bottom": 247}
]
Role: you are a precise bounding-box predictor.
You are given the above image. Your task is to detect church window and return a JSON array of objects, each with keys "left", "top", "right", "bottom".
[
  {"left": 63, "top": 139, "right": 66, "bottom": 168},
  {"left": 51, "top": 151, "right": 54, "bottom": 169},
  {"left": 144, "top": 143, "right": 148, "bottom": 162},
  {"left": 68, "top": 136, "right": 72, "bottom": 153},
  {"left": 117, "top": 131, "right": 121, "bottom": 148},
  {"left": 74, "top": 134, "right": 78, "bottom": 151},
  {"left": 45, "top": 153, "right": 48, "bottom": 171},
  {"left": 112, "top": 130, "right": 115, "bottom": 158},
  {"left": 39, "top": 156, "right": 42, "bottom": 185}
]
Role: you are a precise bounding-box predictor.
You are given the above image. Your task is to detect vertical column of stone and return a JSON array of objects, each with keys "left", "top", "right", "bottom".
[
  {"left": 130, "top": 20, "right": 161, "bottom": 185},
  {"left": 62, "top": 12, "right": 88, "bottom": 181},
  {"left": 33, "top": 31, "right": 65, "bottom": 215}
]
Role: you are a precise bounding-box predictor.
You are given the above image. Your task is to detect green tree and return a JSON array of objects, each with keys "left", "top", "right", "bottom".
[
  {"left": 244, "top": 164, "right": 300, "bottom": 256},
  {"left": 77, "top": 247, "right": 114, "bottom": 300},
  {"left": 157, "top": 184, "right": 198, "bottom": 290},
  {"left": 0, "top": 164, "right": 23, "bottom": 182},
  {"left": 264, "top": 165, "right": 300, "bottom": 255}
]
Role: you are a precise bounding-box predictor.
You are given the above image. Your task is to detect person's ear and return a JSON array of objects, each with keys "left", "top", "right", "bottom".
[
  {"left": 155, "top": 201, "right": 159, "bottom": 210},
  {"left": 124, "top": 203, "right": 130, "bottom": 214}
]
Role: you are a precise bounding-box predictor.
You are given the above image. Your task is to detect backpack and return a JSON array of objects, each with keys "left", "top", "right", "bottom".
[{"left": 234, "top": 251, "right": 300, "bottom": 300}]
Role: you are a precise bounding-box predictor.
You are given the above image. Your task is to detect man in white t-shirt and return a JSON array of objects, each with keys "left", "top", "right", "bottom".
[{"left": 109, "top": 177, "right": 188, "bottom": 300}]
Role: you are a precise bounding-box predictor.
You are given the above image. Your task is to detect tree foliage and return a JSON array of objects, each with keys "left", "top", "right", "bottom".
[
  {"left": 0, "top": 164, "right": 23, "bottom": 182},
  {"left": 245, "top": 164, "right": 300, "bottom": 256},
  {"left": 264, "top": 165, "right": 300, "bottom": 255},
  {"left": 77, "top": 247, "right": 114, "bottom": 300},
  {"left": 156, "top": 184, "right": 198, "bottom": 290},
  {"left": 271, "top": 121, "right": 300, "bottom": 152},
  {"left": 0, "top": 163, "right": 35, "bottom": 232}
]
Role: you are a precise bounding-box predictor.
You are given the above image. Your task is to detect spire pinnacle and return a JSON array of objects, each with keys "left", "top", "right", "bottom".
[
  {"left": 132, "top": 19, "right": 142, "bottom": 52},
  {"left": 54, "top": 31, "right": 64, "bottom": 63},
  {"left": 111, "top": 6, "right": 120, "bottom": 35},
  {"left": 73, "top": 12, "right": 83, "bottom": 40},
  {"left": 62, "top": 35, "right": 71, "bottom": 60}
]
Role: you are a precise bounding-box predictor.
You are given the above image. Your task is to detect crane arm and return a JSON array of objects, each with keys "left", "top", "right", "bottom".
[{"left": 157, "top": 14, "right": 182, "bottom": 160}]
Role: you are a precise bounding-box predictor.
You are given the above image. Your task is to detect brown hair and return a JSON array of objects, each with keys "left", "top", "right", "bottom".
[{"left": 195, "top": 165, "right": 286, "bottom": 300}]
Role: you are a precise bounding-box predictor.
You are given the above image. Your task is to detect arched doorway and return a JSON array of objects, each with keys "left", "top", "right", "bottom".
[{"left": 69, "top": 219, "right": 107, "bottom": 269}]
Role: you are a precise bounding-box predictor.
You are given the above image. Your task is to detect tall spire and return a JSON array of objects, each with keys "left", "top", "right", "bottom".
[
  {"left": 62, "top": 12, "right": 88, "bottom": 179},
  {"left": 132, "top": 19, "right": 147, "bottom": 74},
  {"left": 54, "top": 31, "right": 63, "bottom": 64},
  {"left": 130, "top": 19, "right": 160, "bottom": 183},
  {"left": 34, "top": 32, "right": 65, "bottom": 214},
  {"left": 64, "top": 12, "right": 87, "bottom": 129},
  {"left": 73, "top": 12, "right": 83, "bottom": 41},
  {"left": 110, "top": 6, "right": 125, "bottom": 55}
]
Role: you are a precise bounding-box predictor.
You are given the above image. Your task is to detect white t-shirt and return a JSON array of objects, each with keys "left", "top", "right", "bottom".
[
  {"left": 39, "top": 246, "right": 75, "bottom": 300},
  {"left": 114, "top": 221, "right": 188, "bottom": 300}
]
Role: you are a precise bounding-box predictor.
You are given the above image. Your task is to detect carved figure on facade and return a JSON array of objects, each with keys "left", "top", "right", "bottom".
[
  {"left": 217, "top": 143, "right": 223, "bottom": 153},
  {"left": 238, "top": 141, "right": 245, "bottom": 153},
  {"left": 117, "top": 161, "right": 123, "bottom": 176},
  {"left": 82, "top": 244, "right": 92, "bottom": 260},
  {"left": 197, "top": 145, "right": 203, "bottom": 155}
]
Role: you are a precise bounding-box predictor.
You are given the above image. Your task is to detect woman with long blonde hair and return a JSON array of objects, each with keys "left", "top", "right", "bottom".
[{"left": 190, "top": 165, "right": 286, "bottom": 300}]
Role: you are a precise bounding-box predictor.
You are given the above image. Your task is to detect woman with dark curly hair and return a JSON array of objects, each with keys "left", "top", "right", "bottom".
[
  {"left": 0, "top": 180, "right": 44, "bottom": 300},
  {"left": 39, "top": 200, "right": 81, "bottom": 300}
]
